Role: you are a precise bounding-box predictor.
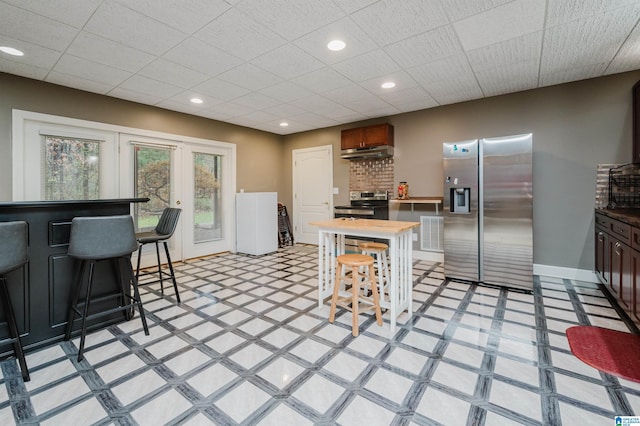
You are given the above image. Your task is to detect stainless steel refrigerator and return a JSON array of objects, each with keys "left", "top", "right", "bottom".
[{"left": 442, "top": 134, "right": 533, "bottom": 291}]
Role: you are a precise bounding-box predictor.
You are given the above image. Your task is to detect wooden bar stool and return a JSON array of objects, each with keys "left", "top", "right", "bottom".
[
  {"left": 329, "top": 254, "right": 383, "bottom": 336},
  {"left": 359, "top": 241, "right": 389, "bottom": 304}
]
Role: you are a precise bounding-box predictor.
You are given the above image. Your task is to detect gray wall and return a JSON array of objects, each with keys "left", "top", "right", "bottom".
[
  {"left": 282, "top": 70, "right": 640, "bottom": 271},
  {"left": 0, "top": 72, "right": 284, "bottom": 198}
]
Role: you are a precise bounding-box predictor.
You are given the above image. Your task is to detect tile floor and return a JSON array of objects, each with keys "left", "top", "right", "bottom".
[{"left": 1, "top": 244, "right": 639, "bottom": 425}]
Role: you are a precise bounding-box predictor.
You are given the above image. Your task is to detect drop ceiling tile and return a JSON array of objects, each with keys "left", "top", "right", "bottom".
[
  {"left": 323, "top": 85, "right": 392, "bottom": 114},
  {"left": 422, "top": 74, "right": 484, "bottom": 105},
  {"left": 163, "top": 38, "right": 243, "bottom": 77},
  {"left": 379, "top": 86, "right": 439, "bottom": 112},
  {"left": 0, "top": 61, "right": 49, "bottom": 81},
  {"left": 138, "top": 58, "right": 210, "bottom": 89},
  {"left": 541, "top": 6, "right": 639, "bottom": 75},
  {"left": 155, "top": 99, "right": 209, "bottom": 115},
  {"left": 385, "top": 26, "right": 463, "bottom": 69},
  {"left": 217, "top": 63, "right": 282, "bottom": 91},
  {"left": 291, "top": 95, "right": 358, "bottom": 120},
  {"left": 117, "top": 74, "right": 184, "bottom": 100},
  {"left": 443, "top": 0, "right": 513, "bottom": 22},
  {"left": 165, "top": 91, "right": 225, "bottom": 109},
  {"left": 546, "top": 0, "right": 640, "bottom": 27},
  {"left": 196, "top": 108, "right": 235, "bottom": 121},
  {"left": 195, "top": 8, "right": 287, "bottom": 61},
  {"left": 66, "top": 32, "right": 154, "bottom": 73},
  {"left": 332, "top": 0, "right": 379, "bottom": 14},
  {"left": 288, "top": 111, "right": 341, "bottom": 128},
  {"left": 252, "top": 44, "right": 324, "bottom": 80},
  {"left": 241, "top": 110, "right": 280, "bottom": 123},
  {"left": 407, "top": 54, "right": 473, "bottom": 86},
  {"left": 46, "top": 71, "right": 114, "bottom": 95},
  {"left": 351, "top": 0, "right": 449, "bottom": 46},
  {"left": 606, "top": 21, "right": 640, "bottom": 74},
  {"left": 333, "top": 49, "right": 401, "bottom": 82},
  {"left": 52, "top": 54, "right": 131, "bottom": 86},
  {"left": 0, "top": 35, "right": 62, "bottom": 69},
  {"left": 360, "top": 104, "right": 403, "bottom": 118},
  {"left": 191, "top": 78, "right": 250, "bottom": 101},
  {"left": 475, "top": 60, "right": 539, "bottom": 96},
  {"left": 539, "top": 63, "right": 608, "bottom": 88},
  {"left": 115, "top": 0, "right": 230, "bottom": 32},
  {"left": 0, "top": 2, "right": 78, "bottom": 51},
  {"left": 206, "top": 101, "right": 256, "bottom": 118},
  {"left": 232, "top": 92, "right": 282, "bottom": 110},
  {"left": 108, "top": 87, "right": 166, "bottom": 105},
  {"left": 466, "top": 32, "right": 542, "bottom": 72},
  {"left": 236, "top": 0, "right": 346, "bottom": 41},
  {"left": 260, "top": 103, "right": 307, "bottom": 118},
  {"left": 292, "top": 67, "right": 353, "bottom": 93},
  {"left": 259, "top": 81, "right": 315, "bottom": 103},
  {"left": 1, "top": 0, "right": 102, "bottom": 28},
  {"left": 358, "top": 70, "right": 420, "bottom": 95},
  {"left": 453, "top": 0, "right": 545, "bottom": 51},
  {"left": 84, "top": 0, "right": 188, "bottom": 56},
  {"left": 293, "top": 17, "right": 379, "bottom": 65}
]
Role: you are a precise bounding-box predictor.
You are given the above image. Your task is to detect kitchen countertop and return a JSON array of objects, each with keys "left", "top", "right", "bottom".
[
  {"left": 310, "top": 218, "right": 420, "bottom": 233},
  {"left": 596, "top": 208, "right": 640, "bottom": 228}
]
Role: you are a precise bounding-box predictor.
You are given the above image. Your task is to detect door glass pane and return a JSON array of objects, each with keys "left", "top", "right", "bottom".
[
  {"left": 134, "top": 145, "right": 171, "bottom": 232},
  {"left": 42, "top": 136, "right": 100, "bottom": 200},
  {"left": 194, "top": 152, "right": 222, "bottom": 243}
]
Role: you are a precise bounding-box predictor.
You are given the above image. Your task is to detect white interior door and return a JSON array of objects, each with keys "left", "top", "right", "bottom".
[
  {"left": 182, "top": 143, "right": 235, "bottom": 258},
  {"left": 293, "top": 145, "right": 333, "bottom": 244}
]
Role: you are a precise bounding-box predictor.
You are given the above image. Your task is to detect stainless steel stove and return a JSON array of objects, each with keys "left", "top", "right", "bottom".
[{"left": 334, "top": 190, "right": 389, "bottom": 220}]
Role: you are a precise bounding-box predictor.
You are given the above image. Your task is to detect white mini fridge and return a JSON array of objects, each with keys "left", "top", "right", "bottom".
[{"left": 236, "top": 192, "right": 278, "bottom": 255}]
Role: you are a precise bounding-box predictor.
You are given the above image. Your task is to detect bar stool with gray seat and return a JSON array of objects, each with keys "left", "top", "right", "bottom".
[
  {"left": 0, "top": 221, "right": 30, "bottom": 381},
  {"left": 135, "top": 208, "right": 182, "bottom": 303},
  {"left": 64, "top": 215, "right": 149, "bottom": 362}
]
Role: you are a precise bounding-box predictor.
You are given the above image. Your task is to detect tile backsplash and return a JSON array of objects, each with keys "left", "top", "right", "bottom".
[{"left": 349, "top": 157, "right": 394, "bottom": 194}]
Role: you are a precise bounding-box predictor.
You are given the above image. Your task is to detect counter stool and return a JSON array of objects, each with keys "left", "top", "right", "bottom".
[
  {"left": 329, "top": 254, "right": 383, "bottom": 336},
  {"left": 135, "top": 208, "right": 181, "bottom": 303},
  {"left": 64, "top": 215, "right": 149, "bottom": 362},
  {"left": 0, "top": 221, "right": 30, "bottom": 381},
  {"left": 359, "top": 242, "right": 390, "bottom": 304}
]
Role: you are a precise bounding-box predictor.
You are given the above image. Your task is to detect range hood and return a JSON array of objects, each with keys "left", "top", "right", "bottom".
[{"left": 340, "top": 145, "right": 394, "bottom": 159}]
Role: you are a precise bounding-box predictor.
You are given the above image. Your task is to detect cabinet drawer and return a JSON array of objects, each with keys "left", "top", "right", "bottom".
[
  {"left": 595, "top": 213, "right": 610, "bottom": 228},
  {"left": 632, "top": 227, "right": 640, "bottom": 251},
  {"left": 609, "top": 218, "right": 631, "bottom": 245}
]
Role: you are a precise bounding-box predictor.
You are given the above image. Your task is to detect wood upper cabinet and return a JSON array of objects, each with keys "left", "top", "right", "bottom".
[{"left": 341, "top": 123, "right": 394, "bottom": 150}]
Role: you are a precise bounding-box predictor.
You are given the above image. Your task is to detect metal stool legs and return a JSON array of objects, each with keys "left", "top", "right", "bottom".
[
  {"left": 135, "top": 241, "right": 181, "bottom": 304},
  {"left": 0, "top": 277, "right": 29, "bottom": 381}
]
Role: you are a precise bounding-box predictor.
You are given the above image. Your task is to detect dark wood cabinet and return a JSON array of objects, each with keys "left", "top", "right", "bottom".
[
  {"left": 595, "top": 211, "right": 640, "bottom": 324},
  {"left": 341, "top": 123, "right": 394, "bottom": 150},
  {"left": 633, "top": 80, "right": 640, "bottom": 163}
]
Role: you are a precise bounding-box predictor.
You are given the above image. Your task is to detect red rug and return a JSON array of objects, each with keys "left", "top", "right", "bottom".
[{"left": 566, "top": 326, "right": 640, "bottom": 383}]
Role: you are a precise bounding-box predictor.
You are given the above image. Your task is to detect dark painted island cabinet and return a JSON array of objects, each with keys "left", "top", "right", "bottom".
[
  {"left": 0, "top": 198, "right": 147, "bottom": 355},
  {"left": 595, "top": 210, "right": 640, "bottom": 327}
]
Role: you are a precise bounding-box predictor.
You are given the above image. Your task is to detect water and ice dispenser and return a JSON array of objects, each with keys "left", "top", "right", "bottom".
[{"left": 445, "top": 176, "right": 470, "bottom": 214}]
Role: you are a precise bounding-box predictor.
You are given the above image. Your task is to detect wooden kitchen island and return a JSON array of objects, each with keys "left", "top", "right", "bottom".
[
  {"left": 310, "top": 218, "right": 420, "bottom": 333},
  {"left": 0, "top": 198, "right": 148, "bottom": 355}
]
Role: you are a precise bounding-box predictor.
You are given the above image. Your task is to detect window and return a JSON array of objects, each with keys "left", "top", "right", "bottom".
[{"left": 42, "top": 135, "right": 101, "bottom": 200}]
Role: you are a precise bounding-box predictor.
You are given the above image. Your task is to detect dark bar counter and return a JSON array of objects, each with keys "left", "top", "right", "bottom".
[{"left": 0, "top": 198, "right": 148, "bottom": 354}]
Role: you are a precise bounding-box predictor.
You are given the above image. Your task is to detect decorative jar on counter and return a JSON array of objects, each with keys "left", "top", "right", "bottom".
[{"left": 398, "top": 182, "right": 409, "bottom": 200}]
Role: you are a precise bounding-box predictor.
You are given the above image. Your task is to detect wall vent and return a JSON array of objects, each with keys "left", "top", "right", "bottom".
[{"left": 420, "top": 216, "right": 443, "bottom": 252}]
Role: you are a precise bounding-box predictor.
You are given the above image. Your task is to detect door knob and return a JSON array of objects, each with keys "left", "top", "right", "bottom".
[{"left": 176, "top": 200, "right": 181, "bottom": 205}]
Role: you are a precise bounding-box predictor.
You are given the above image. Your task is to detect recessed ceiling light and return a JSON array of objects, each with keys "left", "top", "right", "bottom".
[
  {"left": 327, "top": 40, "right": 346, "bottom": 51},
  {"left": 0, "top": 46, "right": 24, "bottom": 56},
  {"left": 381, "top": 81, "right": 396, "bottom": 89},
  {"left": 190, "top": 97, "right": 203, "bottom": 104},
  {"left": 280, "top": 122, "right": 289, "bottom": 127}
]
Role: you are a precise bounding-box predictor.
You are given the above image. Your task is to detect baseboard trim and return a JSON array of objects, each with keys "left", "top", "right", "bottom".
[{"left": 412, "top": 251, "right": 598, "bottom": 283}]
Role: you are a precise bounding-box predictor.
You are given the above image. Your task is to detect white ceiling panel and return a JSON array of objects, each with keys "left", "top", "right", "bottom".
[
  {"left": 115, "top": 0, "right": 230, "bottom": 33},
  {"left": 66, "top": 32, "right": 154, "bottom": 73},
  {"left": 333, "top": 49, "right": 401, "bottom": 82},
  {"left": 138, "top": 58, "right": 210, "bottom": 89},
  {"left": 236, "top": 0, "right": 345, "bottom": 41},
  {"left": 293, "top": 17, "right": 379, "bottom": 65},
  {"left": 194, "top": 8, "right": 286, "bottom": 61},
  {"left": 252, "top": 44, "right": 324, "bottom": 80},
  {"left": 0, "top": 0, "right": 102, "bottom": 28},
  {"left": 0, "top": 0, "right": 638, "bottom": 134},
  {"left": 163, "top": 38, "right": 243, "bottom": 77},
  {"left": 351, "top": 0, "right": 449, "bottom": 46},
  {"left": 454, "top": 0, "right": 545, "bottom": 51},
  {"left": 217, "top": 63, "right": 282, "bottom": 91},
  {"left": 384, "top": 26, "right": 463, "bottom": 69},
  {"left": 84, "top": 1, "right": 188, "bottom": 56},
  {"left": 0, "top": 2, "right": 78, "bottom": 51}
]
